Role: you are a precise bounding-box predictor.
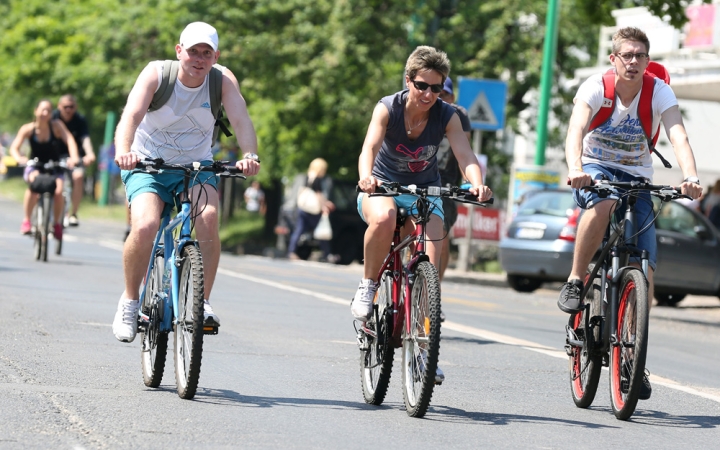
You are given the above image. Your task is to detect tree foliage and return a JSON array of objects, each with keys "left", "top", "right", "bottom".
[
  {"left": 0, "top": 0, "right": 696, "bottom": 187},
  {"left": 575, "top": 0, "right": 711, "bottom": 29}
]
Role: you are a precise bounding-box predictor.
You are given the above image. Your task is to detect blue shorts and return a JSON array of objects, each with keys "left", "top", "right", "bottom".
[
  {"left": 121, "top": 161, "right": 218, "bottom": 216},
  {"left": 573, "top": 164, "right": 656, "bottom": 271},
  {"left": 356, "top": 193, "right": 444, "bottom": 223}
]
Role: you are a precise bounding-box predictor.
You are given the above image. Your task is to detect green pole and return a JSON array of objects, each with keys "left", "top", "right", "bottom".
[
  {"left": 98, "top": 111, "right": 116, "bottom": 207},
  {"left": 535, "top": 0, "right": 561, "bottom": 166}
]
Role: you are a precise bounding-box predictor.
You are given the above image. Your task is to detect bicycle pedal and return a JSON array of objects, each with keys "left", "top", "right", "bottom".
[
  {"left": 203, "top": 325, "right": 219, "bottom": 335},
  {"left": 356, "top": 331, "right": 370, "bottom": 351},
  {"left": 137, "top": 314, "right": 150, "bottom": 332}
]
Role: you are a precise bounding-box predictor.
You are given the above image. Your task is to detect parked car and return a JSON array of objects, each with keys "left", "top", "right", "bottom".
[
  {"left": 499, "top": 189, "right": 720, "bottom": 307},
  {"left": 499, "top": 189, "right": 579, "bottom": 292},
  {"left": 276, "top": 179, "right": 366, "bottom": 265}
]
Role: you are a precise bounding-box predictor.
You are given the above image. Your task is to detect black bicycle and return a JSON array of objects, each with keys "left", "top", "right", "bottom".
[
  {"left": 27, "top": 159, "right": 70, "bottom": 261},
  {"left": 565, "top": 179, "right": 688, "bottom": 420}
]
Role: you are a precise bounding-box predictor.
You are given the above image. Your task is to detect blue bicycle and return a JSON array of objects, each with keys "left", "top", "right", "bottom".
[{"left": 134, "top": 158, "right": 245, "bottom": 399}]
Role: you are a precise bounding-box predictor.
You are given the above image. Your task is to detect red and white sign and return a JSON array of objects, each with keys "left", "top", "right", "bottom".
[{"left": 452, "top": 206, "right": 503, "bottom": 241}]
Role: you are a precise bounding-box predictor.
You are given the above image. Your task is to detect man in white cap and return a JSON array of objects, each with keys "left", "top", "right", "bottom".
[{"left": 112, "top": 22, "right": 260, "bottom": 342}]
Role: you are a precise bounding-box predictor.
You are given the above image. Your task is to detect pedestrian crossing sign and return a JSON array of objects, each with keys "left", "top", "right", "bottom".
[{"left": 457, "top": 78, "right": 508, "bottom": 131}]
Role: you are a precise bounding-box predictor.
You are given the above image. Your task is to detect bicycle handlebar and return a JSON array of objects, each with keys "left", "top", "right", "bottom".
[
  {"left": 133, "top": 158, "right": 246, "bottom": 178},
  {"left": 581, "top": 180, "right": 691, "bottom": 202},
  {"left": 358, "top": 182, "right": 494, "bottom": 207},
  {"left": 26, "top": 158, "right": 71, "bottom": 173}
]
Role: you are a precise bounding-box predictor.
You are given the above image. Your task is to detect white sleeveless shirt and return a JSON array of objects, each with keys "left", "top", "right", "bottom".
[{"left": 132, "top": 61, "right": 224, "bottom": 164}]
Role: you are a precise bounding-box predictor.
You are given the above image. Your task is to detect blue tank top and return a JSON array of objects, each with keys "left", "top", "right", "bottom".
[
  {"left": 30, "top": 124, "right": 61, "bottom": 164},
  {"left": 371, "top": 90, "right": 456, "bottom": 188}
]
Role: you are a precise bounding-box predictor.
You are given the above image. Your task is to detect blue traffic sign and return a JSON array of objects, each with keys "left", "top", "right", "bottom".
[{"left": 456, "top": 78, "right": 508, "bottom": 131}]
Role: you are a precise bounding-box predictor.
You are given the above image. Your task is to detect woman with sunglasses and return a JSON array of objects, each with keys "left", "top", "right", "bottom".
[{"left": 351, "top": 46, "right": 492, "bottom": 380}]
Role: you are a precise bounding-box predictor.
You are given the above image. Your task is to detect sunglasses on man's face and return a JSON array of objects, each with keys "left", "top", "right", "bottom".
[
  {"left": 62, "top": 105, "right": 76, "bottom": 110},
  {"left": 411, "top": 80, "right": 443, "bottom": 94}
]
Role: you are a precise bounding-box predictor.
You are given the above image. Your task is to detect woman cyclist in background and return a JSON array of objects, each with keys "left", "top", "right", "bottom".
[{"left": 8, "top": 99, "right": 79, "bottom": 239}]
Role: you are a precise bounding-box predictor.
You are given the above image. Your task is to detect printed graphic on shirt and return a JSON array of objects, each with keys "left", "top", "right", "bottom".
[
  {"left": 393, "top": 143, "right": 437, "bottom": 173},
  {"left": 584, "top": 114, "right": 648, "bottom": 167}
]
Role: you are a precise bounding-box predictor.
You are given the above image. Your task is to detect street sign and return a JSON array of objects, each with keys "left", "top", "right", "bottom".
[{"left": 457, "top": 78, "right": 508, "bottom": 131}]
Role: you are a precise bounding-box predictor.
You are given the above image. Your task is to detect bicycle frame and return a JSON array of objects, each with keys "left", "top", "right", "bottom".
[
  {"left": 139, "top": 179, "right": 197, "bottom": 334},
  {"left": 581, "top": 192, "right": 650, "bottom": 353},
  {"left": 373, "top": 200, "right": 433, "bottom": 346}
]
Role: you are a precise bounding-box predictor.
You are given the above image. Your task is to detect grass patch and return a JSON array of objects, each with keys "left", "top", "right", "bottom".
[
  {"left": 219, "top": 209, "right": 267, "bottom": 251},
  {"left": 0, "top": 176, "right": 128, "bottom": 223}
]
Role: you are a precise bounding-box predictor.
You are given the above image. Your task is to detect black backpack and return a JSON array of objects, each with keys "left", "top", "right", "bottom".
[{"left": 147, "top": 60, "right": 232, "bottom": 145}]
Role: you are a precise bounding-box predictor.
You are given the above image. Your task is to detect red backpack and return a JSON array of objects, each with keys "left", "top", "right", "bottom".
[{"left": 588, "top": 61, "right": 672, "bottom": 168}]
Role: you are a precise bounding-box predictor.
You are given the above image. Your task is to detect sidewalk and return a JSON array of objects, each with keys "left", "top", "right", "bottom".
[{"left": 442, "top": 268, "right": 509, "bottom": 288}]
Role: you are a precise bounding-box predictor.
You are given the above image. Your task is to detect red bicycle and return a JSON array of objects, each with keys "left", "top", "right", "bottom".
[{"left": 356, "top": 182, "right": 492, "bottom": 417}]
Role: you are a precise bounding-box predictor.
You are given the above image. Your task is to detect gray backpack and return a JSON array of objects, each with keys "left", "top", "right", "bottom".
[{"left": 148, "top": 60, "right": 232, "bottom": 144}]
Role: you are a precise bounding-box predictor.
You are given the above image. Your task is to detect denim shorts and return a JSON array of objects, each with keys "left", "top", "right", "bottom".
[
  {"left": 573, "top": 163, "right": 656, "bottom": 270},
  {"left": 356, "top": 193, "right": 444, "bottom": 224},
  {"left": 121, "top": 161, "right": 218, "bottom": 216}
]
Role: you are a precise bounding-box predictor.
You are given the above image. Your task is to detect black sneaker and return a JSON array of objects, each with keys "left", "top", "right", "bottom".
[
  {"left": 558, "top": 279, "right": 584, "bottom": 313},
  {"left": 639, "top": 370, "right": 652, "bottom": 400}
]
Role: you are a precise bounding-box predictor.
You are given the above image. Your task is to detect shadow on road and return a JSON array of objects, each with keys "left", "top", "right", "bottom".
[
  {"left": 622, "top": 408, "right": 720, "bottom": 428},
  {"left": 193, "top": 387, "right": 397, "bottom": 411},
  {"left": 425, "top": 404, "right": 619, "bottom": 429}
]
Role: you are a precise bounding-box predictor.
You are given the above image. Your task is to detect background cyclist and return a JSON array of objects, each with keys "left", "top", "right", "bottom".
[
  {"left": 436, "top": 76, "right": 472, "bottom": 284},
  {"left": 112, "top": 22, "right": 260, "bottom": 343},
  {"left": 53, "top": 94, "right": 96, "bottom": 227},
  {"left": 558, "top": 26, "right": 702, "bottom": 399},
  {"left": 8, "top": 99, "right": 79, "bottom": 239}
]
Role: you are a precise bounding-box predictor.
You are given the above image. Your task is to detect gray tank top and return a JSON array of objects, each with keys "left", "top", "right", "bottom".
[{"left": 372, "top": 90, "right": 456, "bottom": 187}]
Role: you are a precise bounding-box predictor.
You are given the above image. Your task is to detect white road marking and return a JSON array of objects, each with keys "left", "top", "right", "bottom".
[{"left": 219, "top": 267, "right": 720, "bottom": 405}]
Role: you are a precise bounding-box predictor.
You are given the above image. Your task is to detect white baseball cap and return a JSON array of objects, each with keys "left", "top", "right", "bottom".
[{"left": 179, "top": 22, "right": 218, "bottom": 51}]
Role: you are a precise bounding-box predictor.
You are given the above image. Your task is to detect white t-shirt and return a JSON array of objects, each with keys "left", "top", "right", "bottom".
[
  {"left": 575, "top": 73, "right": 678, "bottom": 180},
  {"left": 132, "top": 61, "right": 225, "bottom": 164}
]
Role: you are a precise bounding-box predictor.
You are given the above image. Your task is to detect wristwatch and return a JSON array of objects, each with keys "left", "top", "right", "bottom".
[
  {"left": 683, "top": 176, "right": 700, "bottom": 184},
  {"left": 244, "top": 153, "right": 260, "bottom": 162}
]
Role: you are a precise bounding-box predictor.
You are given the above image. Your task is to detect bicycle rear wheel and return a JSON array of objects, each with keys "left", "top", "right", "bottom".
[
  {"left": 609, "top": 269, "right": 649, "bottom": 420},
  {"left": 141, "top": 248, "right": 169, "bottom": 388},
  {"left": 568, "top": 264, "right": 603, "bottom": 408},
  {"left": 360, "top": 270, "right": 395, "bottom": 405},
  {"left": 173, "top": 244, "right": 205, "bottom": 399},
  {"left": 401, "top": 260, "right": 441, "bottom": 418}
]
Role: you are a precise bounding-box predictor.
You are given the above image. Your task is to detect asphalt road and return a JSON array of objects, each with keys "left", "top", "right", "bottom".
[{"left": 1, "top": 196, "right": 720, "bottom": 449}]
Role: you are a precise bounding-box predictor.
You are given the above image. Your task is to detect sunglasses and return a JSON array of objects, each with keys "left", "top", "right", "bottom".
[
  {"left": 411, "top": 80, "right": 443, "bottom": 94},
  {"left": 62, "top": 105, "right": 76, "bottom": 110}
]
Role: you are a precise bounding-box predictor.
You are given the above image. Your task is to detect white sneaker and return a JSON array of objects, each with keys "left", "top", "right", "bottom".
[
  {"left": 350, "top": 279, "right": 377, "bottom": 322},
  {"left": 112, "top": 296, "right": 140, "bottom": 343},
  {"left": 204, "top": 301, "right": 220, "bottom": 326},
  {"left": 435, "top": 366, "right": 445, "bottom": 385}
]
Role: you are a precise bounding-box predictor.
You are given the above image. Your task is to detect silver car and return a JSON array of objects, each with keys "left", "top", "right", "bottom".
[
  {"left": 499, "top": 189, "right": 720, "bottom": 307},
  {"left": 499, "top": 189, "right": 579, "bottom": 292}
]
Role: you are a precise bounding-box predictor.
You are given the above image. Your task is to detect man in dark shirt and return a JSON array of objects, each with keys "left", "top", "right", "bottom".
[
  {"left": 53, "top": 94, "right": 96, "bottom": 226},
  {"left": 437, "top": 77, "right": 472, "bottom": 281}
]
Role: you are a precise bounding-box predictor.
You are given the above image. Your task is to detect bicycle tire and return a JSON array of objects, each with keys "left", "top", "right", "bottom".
[
  {"left": 33, "top": 204, "right": 42, "bottom": 261},
  {"left": 401, "top": 260, "right": 441, "bottom": 418},
  {"left": 609, "top": 269, "right": 649, "bottom": 420},
  {"left": 40, "top": 194, "right": 51, "bottom": 262},
  {"left": 569, "top": 264, "right": 603, "bottom": 408},
  {"left": 141, "top": 249, "right": 169, "bottom": 388},
  {"left": 360, "top": 270, "right": 395, "bottom": 405},
  {"left": 173, "top": 244, "right": 205, "bottom": 400}
]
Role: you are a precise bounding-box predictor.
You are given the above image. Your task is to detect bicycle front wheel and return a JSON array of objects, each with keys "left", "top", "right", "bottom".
[
  {"left": 33, "top": 204, "right": 42, "bottom": 261},
  {"left": 141, "top": 248, "right": 169, "bottom": 388},
  {"left": 401, "top": 261, "right": 441, "bottom": 418},
  {"left": 40, "top": 194, "right": 51, "bottom": 262},
  {"left": 568, "top": 264, "right": 603, "bottom": 408},
  {"left": 360, "top": 270, "right": 395, "bottom": 405},
  {"left": 609, "top": 269, "right": 649, "bottom": 420},
  {"left": 173, "top": 245, "right": 205, "bottom": 400}
]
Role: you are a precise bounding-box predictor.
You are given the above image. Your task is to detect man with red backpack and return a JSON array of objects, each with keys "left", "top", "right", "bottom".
[{"left": 558, "top": 27, "right": 703, "bottom": 398}]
